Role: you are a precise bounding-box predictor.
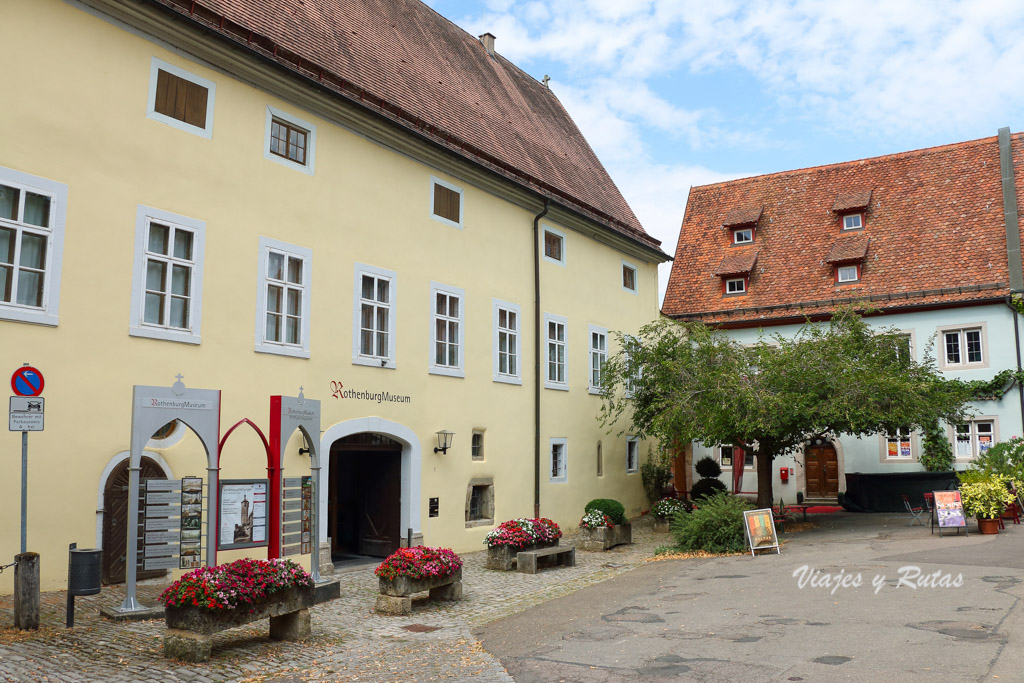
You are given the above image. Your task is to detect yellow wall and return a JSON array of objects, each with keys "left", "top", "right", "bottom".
[{"left": 0, "top": 0, "right": 664, "bottom": 590}]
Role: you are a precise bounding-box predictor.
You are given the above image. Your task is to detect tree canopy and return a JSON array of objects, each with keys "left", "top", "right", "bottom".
[{"left": 598, "top": 310, "right": 975, "bottom": 507}]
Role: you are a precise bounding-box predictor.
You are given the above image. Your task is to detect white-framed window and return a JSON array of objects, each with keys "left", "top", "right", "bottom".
[
  {"left": 885, "top": 428, "right": 913, "bottom": 459},
  {"left": 429, "top": 281, "right": 464, "bottom": 377},
  {"left": 352, "top": 263, "right": 396, "bottom": 368},
  {"left": 541, "top": 225, "right": 566, "bottom": 266},
  {"left": 626, "top": 436, "right": 639, "bottom": 473},
  {"left": 721, "top": 444, "right": 754, "bottom": 469},
  {"left": 492, "top": 298, "right": 521, "bottom": 385},
  {"left": 939, "top": 325, "right": 987, "bottom": 369},
  {"left": 549, "top": 437, "right": 568, "bottom": 482},
  {"left": 623, "top": 334, "right": 640, "bottom": 398},
  {"left": 146, "top": 57, "right": 216, "bottom": 139},
  {"left": 733, "top": 227, "right": 753, "bottom": 244},
  {"left": 836, "top": 264, "right": 860, "bottom": 283},
  {"left": 544, "top": 312, "right": 568, "bottom": 390},
  {"left": 953, "top": 420, "right": 996, "bottom": 460},
  {"left": 894, "top": 331, "right": 914, "bottom": 363},
  {"left": 264, "top": 106, "right": 316, "bottom": 174},
  {"left": 0, "top": 166, "right": 67, "bottom": 326},
  {"left": 621, "top": 260, "right": 638, "bottom": 293},
  {"left": 589, "top": 324, "right": 608, "bottom": 394},
  {"left": 430, "top": 176, "right": 463, "bottom": 228},
  {"left": 842, "top": 213, "right": 863, "bottom": 231},
  {"left": 130, "top": 205, "right": 205, "bottom": 344},
  {"left": 725, "top": 277, "right": 746, "bottom": 294},
  {"left": 254, "top": 237, "right": 311, "bottom": 358}
]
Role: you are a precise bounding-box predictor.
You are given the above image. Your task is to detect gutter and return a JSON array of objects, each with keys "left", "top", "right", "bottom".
[{"left": 533, "top": 199, "right": 550, "bottom": 518}]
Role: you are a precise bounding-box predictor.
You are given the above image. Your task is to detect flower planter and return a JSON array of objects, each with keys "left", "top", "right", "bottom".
[
  {"left": 375, "top": 568, "right": 463, "bottom": 615},
  {"left": 977, "top": 517, "right": 1001, "bottom": 535},
  {"left": 164, "top": 586, "right": 314, "bottom": 662},
  {"left": 653, "top": 516, "right": 671, "bottom": 533},
  {"left": 486, "top": 541, "right": 559, "bottom": 571},
  {"left": 577, "top": 522, "right": 632, "bottom": 551}
]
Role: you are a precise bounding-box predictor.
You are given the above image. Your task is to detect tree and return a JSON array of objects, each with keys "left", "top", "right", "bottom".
[{"left": 598, "top": 309, "right": 974, "bottom": 508}]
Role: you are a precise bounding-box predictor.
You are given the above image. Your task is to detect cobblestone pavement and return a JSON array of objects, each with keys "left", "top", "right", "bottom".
[{"left": 0, "top": 521, "right": 669, "bottom": 682}]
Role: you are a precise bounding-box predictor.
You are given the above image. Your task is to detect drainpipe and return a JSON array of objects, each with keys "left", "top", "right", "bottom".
[
  {"left": 533, "top": 199, "right": 550, "bottom": 518},
  {"left": 1007, "top": 298, "right": 1024, "bottom": 431},
  {"left": 998, "top": 128, "right": 1024, "bottom": 431}
]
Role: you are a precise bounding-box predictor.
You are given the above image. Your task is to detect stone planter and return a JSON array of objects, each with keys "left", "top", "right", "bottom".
[
  {"left": 164, "top": 585, "right": 314, "bottom": 662},
  {"left": 375, "top": 568, "right": 463, "bottom": 615},
  {"left": 577, "top": 522, "right": 632, "bottom": 551},
  {"left": 653, "top": 516, "right": 671, "bottom": 533},
  {"left": 486, "top": 541, "right": 559, "bottom": 571}
]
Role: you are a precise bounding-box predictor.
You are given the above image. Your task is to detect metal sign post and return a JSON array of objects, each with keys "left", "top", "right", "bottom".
[{"left": 10, "top": 364, "right": 45, "bottom": 555}]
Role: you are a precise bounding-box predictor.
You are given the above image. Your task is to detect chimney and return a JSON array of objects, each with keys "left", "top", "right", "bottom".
[{"left": 479, "top": 32, "right": 496, "bottom": 56}]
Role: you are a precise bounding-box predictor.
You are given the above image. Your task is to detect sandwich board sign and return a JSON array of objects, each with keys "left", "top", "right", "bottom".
[
  {"left": 743, "top": 508, "right": 781, "bottom": 556},
  {"left": 933, "top": 490, "right": 967, "bottom": 537}
]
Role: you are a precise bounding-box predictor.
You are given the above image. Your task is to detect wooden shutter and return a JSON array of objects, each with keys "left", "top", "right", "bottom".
[
  {"left": 433, "top": 184, "right": 459, "bottom": 223},
  {"left": 154, "top": 69, "right": 208, "bottom": 129}
]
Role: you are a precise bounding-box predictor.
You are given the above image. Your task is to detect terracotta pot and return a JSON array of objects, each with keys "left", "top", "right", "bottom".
[{"left": 977, "top": 517, "right": 1000, "bottom": 535}]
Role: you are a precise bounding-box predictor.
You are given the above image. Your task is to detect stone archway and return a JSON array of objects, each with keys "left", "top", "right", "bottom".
[{"left": 320, "top": 418, "right": 422, "bottom": 555}]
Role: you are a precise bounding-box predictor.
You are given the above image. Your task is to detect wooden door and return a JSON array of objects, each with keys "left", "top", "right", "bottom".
[
  {"left": 102, "top": 457, "right": 168, "bottom": 585},
  {"left": 358, "top": 452, "right": 401, "bottom": 556},
  {"left": 804, "top": 444, "right": 839, "bottom": 498}
]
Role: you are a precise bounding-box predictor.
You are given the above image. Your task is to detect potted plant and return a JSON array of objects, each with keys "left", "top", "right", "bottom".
[
  {"left": 577, "top": 499, "right": 632, "bottom": 551},
  {"left": 160, "top": 558, "right": 314, "bottom": 661},
  {"left": 961, "top": 474, "right": 1016, "bottom": 534},
  {"left": 374, "top": 545, "right": 463, "bottom": 615},
  {"left": 484, "top": 518, "right": 562, "bottom": 570},
  {"left": 651, "top": 497, "right": 688, "bottom": 532}
]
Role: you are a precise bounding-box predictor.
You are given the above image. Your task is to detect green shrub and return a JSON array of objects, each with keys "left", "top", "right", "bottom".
[
  {"left": 691, "top": 477, "right": 727, "bottom": 501},
  {"left": 640, "top": 447, "right": 673, "bottom": 503},
  {"left": 919, "top": 420, "right": 954, "bottom": 472},
  {"left": 694, "top": 456, "right": 722, "bottom": 479},
  {"left": 969, "top": 436, "right": 1024, "bottom": 481},
  {"left": 584, "top": 498, "right": 627, "bottom": 525},
  {"left": 670, "top": 492, "right": 753, "bottom": 553}
]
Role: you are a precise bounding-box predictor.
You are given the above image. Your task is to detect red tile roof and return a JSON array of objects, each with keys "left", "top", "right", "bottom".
[
  {"left": 713, "top": 249, "right": 759, "bottom": 276},
  {"left": 662, "top": 134, "right": 1024, "bottom": 325},
  {"left": 832, "top": 191, "right": 872, "bottom": 212},
  {"left": 722, "top": 205, "right": 763, "bottom": 227},
  {"left": 825, "top": 235, "right": 870, "bottom": 263},
  {"left": 144, "top": 0, "right": 662, "bottom": 253}
]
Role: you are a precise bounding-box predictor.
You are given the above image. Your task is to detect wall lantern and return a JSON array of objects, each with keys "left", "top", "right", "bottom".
[{"left": 434, "top": 430, "right": 454, "bottom": 454}]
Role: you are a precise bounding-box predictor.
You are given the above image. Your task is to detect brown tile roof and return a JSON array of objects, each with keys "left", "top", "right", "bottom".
[
  {"left": 144, "top": 0, "right": 663, "bottom": 253},
  {"left": 662, "top": 134, "right": 1024, "bottom": 324},
  {"left": 825, "top": 235, "right": 870, "bottom": 263},
  {"left": 713, "top": 249, "right": 759, "bottom": 275},
  {"left": 722, "top": 205, "right": 763, "bottom": 227},
  {"left": 832, "top": 190, "right": 872, "bottom": 212}
]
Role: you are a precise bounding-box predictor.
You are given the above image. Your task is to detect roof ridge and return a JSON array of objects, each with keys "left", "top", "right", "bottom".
[{"left": 693, "top": 133, "right": 1010, "bottom": 191}]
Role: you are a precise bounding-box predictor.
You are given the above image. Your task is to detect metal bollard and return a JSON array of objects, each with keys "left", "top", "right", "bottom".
[{"left": 407, "top": 527, "right": 413, "bottom": 549}]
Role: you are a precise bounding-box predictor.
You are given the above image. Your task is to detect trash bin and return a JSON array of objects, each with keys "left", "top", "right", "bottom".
[{"left": 67, "top": 548, "right": 102, "bottom": 596}]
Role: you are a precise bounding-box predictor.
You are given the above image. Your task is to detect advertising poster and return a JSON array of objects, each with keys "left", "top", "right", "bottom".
[
  {"left": 743, "top": 508, "right": 780, "bottom": 556},
  {"left": 219, "top": 479, "right": 268, "bottom": 550},
  {"left": 933, "top": 490, "right": 966, "bottom": 528}
]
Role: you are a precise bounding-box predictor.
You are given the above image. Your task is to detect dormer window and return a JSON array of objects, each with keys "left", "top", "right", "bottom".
[
  {"left": 733, "top": 227, "right": 753, "bottom": 244},
  {"left": 725, "top": 277, "right": 747, "bottom": 294},
  {"left": 842, "top": 213, "right": 863, "bottom": 231},
  {"left": 836, "top": 264, "right": 860, "bottom": 283}
]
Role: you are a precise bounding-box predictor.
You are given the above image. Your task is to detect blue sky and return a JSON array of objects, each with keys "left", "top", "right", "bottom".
[{"left": 425, "top": 0, "right": 1024, "bottom": 302}]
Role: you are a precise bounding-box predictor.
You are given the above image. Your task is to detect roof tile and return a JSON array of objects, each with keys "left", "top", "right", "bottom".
[
  {"left": 722, "top": 205, "right": 763, "bottom": 226},
  {"left": 832, "top": 190, "right": 872, "bottom": 212},
  {"left": 825, "top": 235, "right": 870, "bottom": 263},
  {"left": 713, "top": 249, "right": 759, "bottom": 275}
]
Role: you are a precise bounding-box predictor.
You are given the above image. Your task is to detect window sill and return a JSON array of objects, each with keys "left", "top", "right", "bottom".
[
  {"left": 544, "top": 382, "right": 570, "bottom": 392},
  {"left": 429, "top": 366, "right": 465, "bottom": 378},
  {"left": 541, "top": 255, "right": 566, "bottom": 267},
  {"left": 130, "top": 325, "right": 201, "bottom": 345},
  {"left": 256, "top": 342, "right": 310, "bottom": 359},
  {"left": 264, "top": 150, "right": 314, "bottom": 176},
  {"left": 464, "top": 519, "right": 493, "bottom": 529},
  {"left": 588, "top": 387, "right": 604, "bottom": 396},
  {"left": 0, "top": 308, "right": 59, "bottom": 327},
  {"left": 352, "top": 356, "right": 395, "bottom": 369},
  {"left": 429, "top": 214, "right": 463, "bottom": 230},
  {"left": 548, "top": 477, "right": 567, "bottom": 484},
  {"left": 493, "top": 374, "right": 522, "bottom": 386}
]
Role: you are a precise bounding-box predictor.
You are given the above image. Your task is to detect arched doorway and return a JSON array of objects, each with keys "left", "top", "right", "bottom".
[
  {"left": 804, "top": 442, "right": 840, "bottom": 499},
  {"left": 102, "top": 455, "right": 168, "bottom": 584},
  {"left": 329, "top": 433, "right": 403, "bottom": 559}
]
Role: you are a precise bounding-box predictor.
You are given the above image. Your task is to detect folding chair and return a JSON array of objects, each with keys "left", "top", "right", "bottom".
[
  {"left": 902, "top": 494, "right": 925, "bottom": 527},
  {"left": 923, "top": 492, "right": 935, "bottom": 534}
]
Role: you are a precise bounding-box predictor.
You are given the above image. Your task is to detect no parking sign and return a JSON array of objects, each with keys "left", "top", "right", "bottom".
[{"left": 11, "top": 366, "right": 44, "bottom": 397}]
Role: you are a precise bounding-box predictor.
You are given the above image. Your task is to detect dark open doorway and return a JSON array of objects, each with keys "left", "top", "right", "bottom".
[
  {"left": 102, "top": 455, "right": 168, "bottom": 585},
  {"left": 328, "top": 433, "right": 402, "bottom": 564}
]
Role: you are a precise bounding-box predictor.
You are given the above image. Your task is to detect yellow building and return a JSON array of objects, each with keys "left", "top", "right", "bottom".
[{"left": 0, "top": 0, "right": 669, "bottom": 590}]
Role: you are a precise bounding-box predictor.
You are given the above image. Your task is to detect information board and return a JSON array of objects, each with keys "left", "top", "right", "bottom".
[
  {"left": 281, "top": 476, "right": 313, "bottom": 556},
  {"left": 219, "top": 479, "right": 268, "bottom": 550},
  {"left": 743, "top": 508, "right": 781, "bottom": 556},
  {"left": 179, "top": 477, "right": 204, "bottom": 568}
]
